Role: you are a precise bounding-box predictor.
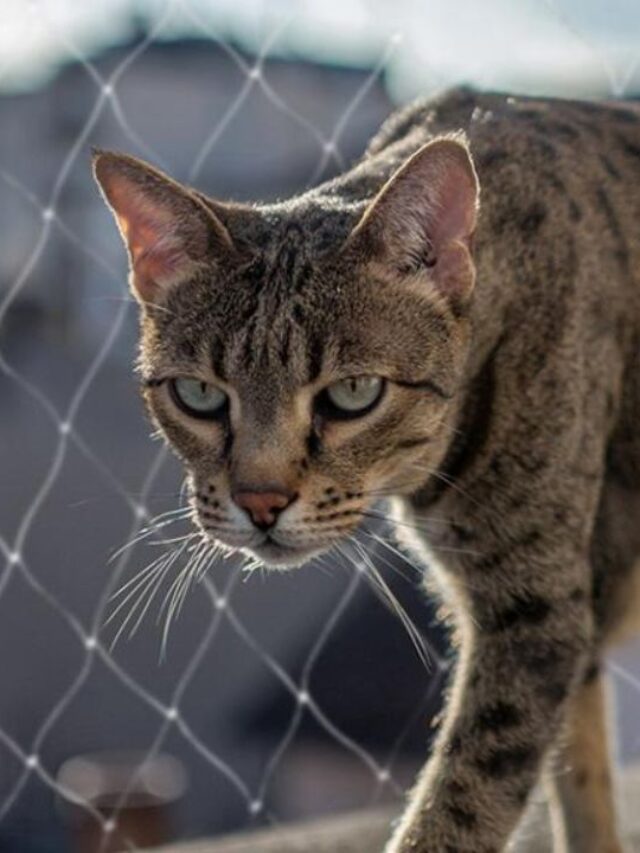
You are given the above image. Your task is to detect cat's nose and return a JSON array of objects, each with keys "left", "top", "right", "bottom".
[{"left": 232, "top": 488, "right": 296, "bottom": 530}]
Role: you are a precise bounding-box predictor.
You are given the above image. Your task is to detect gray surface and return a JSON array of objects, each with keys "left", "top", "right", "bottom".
[
  {"left": 155, "top": 764, "right": 640, "bottom": 853},
  {"left": 155, "top": 806, "right": 398, "bottom": 853}
]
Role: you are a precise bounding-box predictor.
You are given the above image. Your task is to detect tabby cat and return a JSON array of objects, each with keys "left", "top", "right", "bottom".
[{"left": 93, "top": 88, "right": 640, "bottom": 853}]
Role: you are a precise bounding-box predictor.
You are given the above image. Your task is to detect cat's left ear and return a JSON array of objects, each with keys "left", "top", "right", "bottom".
[
  {"left": 347, "top": 136, "right": 479, "bottom": 304},
  {"left": 93, "top": 150, "right": 235, "bottom": 306}
]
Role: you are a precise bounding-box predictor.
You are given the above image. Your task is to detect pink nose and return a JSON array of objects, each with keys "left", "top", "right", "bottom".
[{"left": 232, "top": 489, "right": 295, "bottom": 530}]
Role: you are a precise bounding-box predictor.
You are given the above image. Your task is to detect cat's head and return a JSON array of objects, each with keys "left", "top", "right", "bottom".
[{"left": 93, "top": 137, "right": 479, "bottom": 568}]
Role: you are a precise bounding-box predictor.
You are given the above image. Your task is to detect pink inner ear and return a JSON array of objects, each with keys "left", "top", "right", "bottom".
[
  {"left": 117, "top": 190, "right": 183, "bottom": 271},
  {"left": 124, "top": 213, "right": 184, "bottom": 288},
  {"left": 428, "top": 160, "right": 477, "bottom": 249},
  {"left": 101, "top": 171, "right": 195, "bottom": 301}
]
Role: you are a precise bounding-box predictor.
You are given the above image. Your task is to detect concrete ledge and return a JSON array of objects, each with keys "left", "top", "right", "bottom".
[
  {"left": 156, "top": 807, "right": 397, "bottom": 853},
  {"left": 154, "top": 764, "right": 640, "bottom": 853}
]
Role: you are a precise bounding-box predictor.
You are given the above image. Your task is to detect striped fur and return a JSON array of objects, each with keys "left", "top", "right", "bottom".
[{"left": 94, "top": 89, "right": 640, "bottom": 852}]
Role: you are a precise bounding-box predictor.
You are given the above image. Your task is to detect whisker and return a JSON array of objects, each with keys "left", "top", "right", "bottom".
[
  {"left": 195, "top": 540, "right": 222, "bottom": 583},
  {"left": 362, "top": 528, "right": 491, "bottom": 598},
  {"left": 338, "top": 540, "right": 432, "bottom": 672},
  {"left": 175, "top": 541, "right": 211, "bottom": 608},
  {"left": 241, "top": 557, "right": 263, "bottom": 581},
  {"left": 108, "top": 562, "right": 171, "bottom": 649},
  {"left": 145, "top": 533, "right": 195, "bottom": 548},
  {"left": 130, "top": 535, "right": 204, "bottom": 642},
  {"left": 410, "top": 464, "right": 481, "bottom": 506},
  {"left": 139, "top": 505, "right": 194, "bottom": 528},
  {"left": 108, "top": 553, "right": 174, "bottom": 604},
  {"left": 158, "top": 565, "right": 193, "bottom": 651},
  {"left": 107, "top": 536, "right": 193, "bottom": 647},
  {"left": 358, "top": 530, "right": 421, "bottom": 582},
  {"left": 310, "top": 552, "right": 335, "bottom": 577},
  {"left": 108, "top": 506, "right": 192, "bottom": 561},
  {"left": 179, "top": 476, "right": 193, "bottom": 505},
  {"left": 355, "top": 487, "right": 450, "bottom": 518},
  {"left": 355, "top": 510, "right": 483, "bottom": 558},
  {"left": 105, "top": 568, "right": 163, "bottom": 635},
  {"left": 125, "top": 552, "right": 183, "bottom": 641},
  {"left": 159, "top": 538, "right": 216, "bottom": 655},
  {"left": 106, "top": 534, "right": 192, "bottom": 615},
  {"left": 169, "top": 539, "right": 208, "bottom": 614}
]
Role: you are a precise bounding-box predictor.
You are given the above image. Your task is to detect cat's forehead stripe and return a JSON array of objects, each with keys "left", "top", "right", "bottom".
[
  {"left": 305, "top": 329, "right": 325, "bottom": 383},
  {"left": 210, "top": 336, "right": 227, "bottom": 382}
]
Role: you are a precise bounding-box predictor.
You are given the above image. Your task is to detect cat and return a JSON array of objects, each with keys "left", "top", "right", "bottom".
[{"left": 93, "top": 87, "right": 640, "bottom": 853}]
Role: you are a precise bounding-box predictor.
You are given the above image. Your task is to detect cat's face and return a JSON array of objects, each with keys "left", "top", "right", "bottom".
[{"left": 93, "top": 139, "right": 479, "bottom": 567}]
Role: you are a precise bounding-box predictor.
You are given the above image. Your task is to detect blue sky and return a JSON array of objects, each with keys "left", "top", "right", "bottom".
[{"left": 1, "top": 0, "right": 639, "bottom": 99}]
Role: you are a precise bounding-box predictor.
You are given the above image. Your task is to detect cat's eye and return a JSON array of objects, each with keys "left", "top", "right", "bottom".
[
  {"left": 169, "top": 377, "right": 227, "bottom": 419},
  {"left": 317, "top": 376, "right": 385, "bottom": 419}
]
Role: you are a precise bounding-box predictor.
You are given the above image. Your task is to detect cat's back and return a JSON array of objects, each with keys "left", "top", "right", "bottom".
[
  {"left": 368, "top": 88, "right": 640, "bottom": 427},
  {"left": 471, "top": 91, "right": 640, "bottom": 337},
  {"left": 371, "top": 89, "right": 640, "bottom": 311},
  {"left": 372, "top": 89, "right": 640, "bottom": 267},
  {"left": 368, "top": 90, "right": 640, "bottom": 635},
  {"left": 372, "top": 87, "right": 640, "bottom": 196},
  {"left": 466, "top": 90, "right": 640, "bottom": 258},
  {"left": 386, "top": 92, "right": 640, "bottom": 635},
  {"left": 374, "top": 89, "right": 640, "bottom": 480},
  {"left": 472, "top": 93, "right": 640, "bottom": 477}
]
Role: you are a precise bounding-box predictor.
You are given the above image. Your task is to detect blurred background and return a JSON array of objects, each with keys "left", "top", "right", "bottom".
[{"left": 1, "top": 1, "right": 640, "bottom": 851}]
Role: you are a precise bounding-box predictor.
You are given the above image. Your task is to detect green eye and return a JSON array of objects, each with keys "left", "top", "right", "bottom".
[
  {"left": 322, "top": 376, "right": 384, "bottom": 418},
  {"left": 169, "top": 377, "right": 227, "bottom": 418}
]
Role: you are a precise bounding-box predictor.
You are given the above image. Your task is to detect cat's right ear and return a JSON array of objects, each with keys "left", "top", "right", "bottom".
[
  {"left": 345, "top": 136, "right": 479, "bottom": 306},
  {"left": 92, "top": 150, "right": 235, "bottom": 306}
]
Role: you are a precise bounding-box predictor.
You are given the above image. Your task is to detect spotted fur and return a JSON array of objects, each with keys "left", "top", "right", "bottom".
[{"left": 93, "top": 88, "right": 640, "bottom": 852}]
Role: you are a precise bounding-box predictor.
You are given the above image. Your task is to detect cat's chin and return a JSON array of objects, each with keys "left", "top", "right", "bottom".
[{"left": 243, "top": 540, "right": 323, "bottom": 570}]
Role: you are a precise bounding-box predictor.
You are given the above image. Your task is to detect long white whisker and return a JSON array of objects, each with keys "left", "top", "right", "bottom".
[
  {"left": 108, "top": 507, "right": 192, "bottom": 562},
  {"left": 359, "top": 530, "right": 421, "bottom": 582},
  {"left": 106, "top": 532, "right": 196, "bottom": 651},
  {"left": 108, "top": 541, "right": 190, "bottom": 648},
  {"left": 120, "top": 558, "right": 176, "bottom": 645},
  {"left": 361, "top": 510, "right": 483, "bottom": 557},
  {"left": 108, "top": 533, "right": 194, "bottom": 603},
  {"left": 108, "top": 566, "right": 168, "bottom": 649},
  {"left": 346, "top": 540, "right": 431, "bottom": 672},
  {"left": 126, "top": 537, "right": 197, "bottom": 640},
  {"left": 158, "top": 538, "right": 215, "bottom": 656},
  {"left": 173, "top": 543, "right": 209, "bottom": 615},
  {"left": 195, "top": 540, "right": 220, "bottom": 582},
  {"left": 106, "top": 553, "right": 171, "bottom": 614}
]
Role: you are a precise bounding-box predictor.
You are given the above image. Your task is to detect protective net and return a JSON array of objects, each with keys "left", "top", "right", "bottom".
[{"left": 0, "top": 1, "right": 639, "bottom": 851}]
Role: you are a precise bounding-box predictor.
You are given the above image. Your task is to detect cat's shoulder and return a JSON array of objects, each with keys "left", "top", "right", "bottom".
[{"left": 369, "top": 86, "right": 640, "bottom": 174}]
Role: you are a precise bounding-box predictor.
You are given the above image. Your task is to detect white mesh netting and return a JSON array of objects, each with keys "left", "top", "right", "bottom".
[{"left": 1, "top": 1, "right": 640, "bottom": 851}]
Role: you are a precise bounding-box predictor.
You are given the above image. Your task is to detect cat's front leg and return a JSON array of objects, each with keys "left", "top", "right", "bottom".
[{"left": 384, "top": 545, "right": 593, "bottom": 853}]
